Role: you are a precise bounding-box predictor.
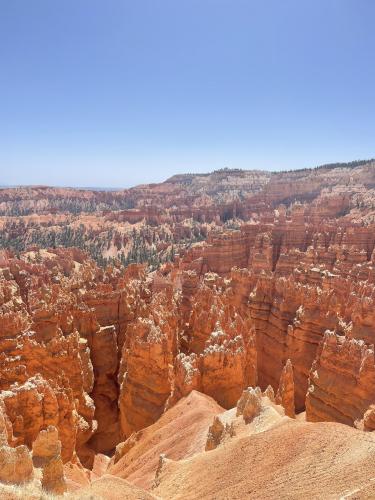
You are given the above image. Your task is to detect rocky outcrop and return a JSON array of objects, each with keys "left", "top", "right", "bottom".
[
  {"left": 306, "top": 331, "right": 375, "bottom": 427},
  {"left": 174, "top": 271, "right": 258, "bottom": 409},
  {"left": 200, "top": 331, "right": 255, "bottom": 409},
  {"left": 167, "top": 353, "right": 201, "bottom": 407},
  {"left": 32, "top": 426, "right": 67, "bottom": 494},
  {"left": 276, "top": 359, "right": 295, "bottom": 418},
  {"left": 0, "top": 409, "right": 67, "bottom": 491},
  {"left": 118, "top": 291, "right": 178, "bottom": 438},
  {"left": 236, "top": 386, "right": 262, "bottom": 423},
  {"left": 205, "top": 385, "right": 287, "bottom": 453},
  {"left": 0, "top": 445, "right": 33, "bottom": 485},
  {"left": 2, "top": 161, "right": 375, "bottom": 491},
  {"left": 205, "top": 416, "right": 231, "bottom": 451},
  {"left": 202, "top": 231, "right": 249, "bottom": 275},
  {"left": 0, "top": 252, "right": 99, "bottom": 466},
  {"left": 0, "top": 330, "right": 96, "bottom": 465},
  {"left": 361, "top": 404, "right": 375, "bottom": 431}
]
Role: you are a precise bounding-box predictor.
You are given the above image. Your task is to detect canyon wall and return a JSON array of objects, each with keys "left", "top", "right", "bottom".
[{"left": 1, "top": 162, "right": 375, "bottom": 482}]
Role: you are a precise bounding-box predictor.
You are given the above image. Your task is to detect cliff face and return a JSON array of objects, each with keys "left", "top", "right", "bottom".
[
  {"left": 1, "top": 162, "right": 375, "bottom": 493},
  {"left": 118, "top": 290, "right": 178, "bottom": 437},
  {"left": 0, "top": 252, "right": 98, "bottom": 465},
  {"left": 2, "top": 161, "right": 375, "bottom": 271},
  {"left": 1, "top": 209, "right": 375, "bottom": 464},
  {"left": 306, "top": 331, "right": 375, "bottom": 428}
]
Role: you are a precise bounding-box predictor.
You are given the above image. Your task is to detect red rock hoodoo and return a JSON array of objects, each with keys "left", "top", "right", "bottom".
[{"left": 2, "top": 161, "right": 375, "bottom": 497}]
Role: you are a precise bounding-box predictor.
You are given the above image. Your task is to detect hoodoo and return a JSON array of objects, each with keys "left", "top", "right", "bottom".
[{"left": 2, "top": 161, "right": 375, "bottom": 497}]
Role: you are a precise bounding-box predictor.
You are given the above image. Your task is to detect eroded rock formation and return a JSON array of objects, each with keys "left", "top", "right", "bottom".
[
  {"left": 32, "top": 426, "right": 67, "bottom": 494},
  {"left": 1, "top": 162, "right": 375, "bottom": 496}
]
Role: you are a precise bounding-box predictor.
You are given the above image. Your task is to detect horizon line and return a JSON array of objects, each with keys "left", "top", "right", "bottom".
[{"left": 1, "top": 157, "right": 374, "bottom": 191}]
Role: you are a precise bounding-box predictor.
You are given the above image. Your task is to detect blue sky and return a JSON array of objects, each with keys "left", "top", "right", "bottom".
[{"left": 1, "top": 0, "right": 374, "bottom": 187}]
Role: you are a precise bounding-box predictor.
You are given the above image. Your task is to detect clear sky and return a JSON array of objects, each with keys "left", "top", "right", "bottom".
[{"left": 1, "top": 0, "right": 374, "bottom": 188}]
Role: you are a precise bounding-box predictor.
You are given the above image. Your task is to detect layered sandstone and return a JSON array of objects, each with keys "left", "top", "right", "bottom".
[
  {"left": 306, "top": 331, "right": 375, "bottom": 428},
  {"left": 118, "top": 290, "right": 178, "bottom": 438},
  {"left": 1, "top": 162, "right": 375, "bottom": 497}
]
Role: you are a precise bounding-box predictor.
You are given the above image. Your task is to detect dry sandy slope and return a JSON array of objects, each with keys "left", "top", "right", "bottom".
[
  {"left": 108, "top": 391, "right": 224, "bottom": 490},
  {"left": 154, "top": 419, "right": 375, "bottom": 500},
  {"left": 68, "top": 475, "right": 157, "bottom": 500}
]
